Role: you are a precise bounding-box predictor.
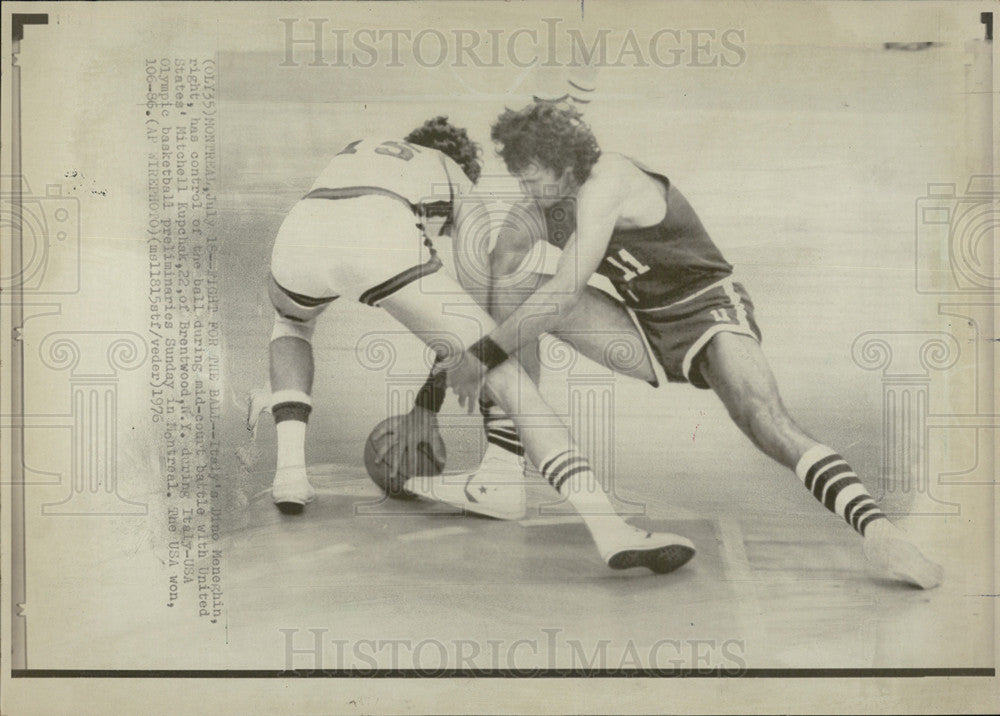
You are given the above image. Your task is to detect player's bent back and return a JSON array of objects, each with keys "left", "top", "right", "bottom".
[{"left": 271, "top": 132, "right": 475, "bottom": 309}]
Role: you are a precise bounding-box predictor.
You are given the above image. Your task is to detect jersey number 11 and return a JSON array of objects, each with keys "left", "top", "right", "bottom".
[{"left": 606, "top": 249, "right": 651, "bottom": 282}]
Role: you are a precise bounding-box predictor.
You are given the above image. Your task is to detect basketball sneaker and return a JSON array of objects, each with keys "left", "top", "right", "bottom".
[
  {"left": 403, "top": 443, "right": 527, "bottom": 520},
  {"left": 599, "top": 524, "right": 696, "bottom": 574},
  {"left": 862, "top": 519, "right": 943, "bottom": 589}
]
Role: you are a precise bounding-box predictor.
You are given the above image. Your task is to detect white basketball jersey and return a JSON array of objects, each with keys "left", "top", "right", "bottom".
[{"left": 310, "top": 138, "right": 465, "bottom": 206}]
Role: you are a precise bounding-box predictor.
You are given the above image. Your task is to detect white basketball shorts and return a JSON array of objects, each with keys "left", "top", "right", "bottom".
[{"left": 270, "top": 195, "right": 441, "bottom": 307}]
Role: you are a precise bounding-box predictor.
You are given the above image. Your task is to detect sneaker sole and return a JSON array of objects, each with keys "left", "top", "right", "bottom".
[
  {"left": 272, "top": 491, "right": 315, "bottom": 515},
  {"left": 275, "top": 501, "right": 306, "bottom": 515},
  {"left": 607, "top": 544, "right": 696, "bottom": 574}
]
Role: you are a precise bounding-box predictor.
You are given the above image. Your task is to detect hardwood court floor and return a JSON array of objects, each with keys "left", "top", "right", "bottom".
[{"left": 216, "top": 458, "right": 986, "bottom": 671}]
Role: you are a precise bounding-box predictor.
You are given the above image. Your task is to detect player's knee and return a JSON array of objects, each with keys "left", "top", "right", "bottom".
[{"left": 270, "top": 309, "right": 316, "bottom": 344}]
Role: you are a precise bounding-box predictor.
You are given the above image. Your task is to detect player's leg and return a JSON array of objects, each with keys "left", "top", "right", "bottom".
[
  {"left": 697, "top": 331, "right": 943, "bottom": 588},
  {"left": 481, "top": 359, "right": 693, "bottom": 571},
  {"left": 472, "top": 255, "right": 546, "bottom": 473},
  {"left": 266, "top": 275, "right": 335, "bottom": 512},
  {"left": 491, "top": 283, "right": 657, "bottom": 383},
  {"left": 266, "top": 196, "right": 399, "bottom": 513},
  {"left": 696, "top": 332, "right": 815, "bottom": 468},
  {"left": 380, "top": 273, "right": 694, "bottom": 572},
  {"left": 550, "top": 286, "right": 658, "bottom": 382},
  {"left": 476, "top": 279, "right": 657, "bottom": 483}
]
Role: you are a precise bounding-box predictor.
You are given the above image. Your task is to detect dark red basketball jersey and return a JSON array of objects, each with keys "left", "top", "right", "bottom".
[{"left": 543, "top": 162, "right": 732, "bottom": 309}]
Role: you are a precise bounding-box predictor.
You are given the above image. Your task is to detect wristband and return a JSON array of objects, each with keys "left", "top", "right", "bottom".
[
  {"left": 467, "top": 336, "right": 509, "bottom": 371},
  {"left": 414, "top": 363, "right": 448, "bottom": 413}
]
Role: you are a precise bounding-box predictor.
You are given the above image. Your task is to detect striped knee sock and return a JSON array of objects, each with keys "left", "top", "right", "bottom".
[
  {"left": 479, "top": 397, "right": 524, "bottom": 457},
  {"left": 540, "top": 449, "right": 627, "bottom": 552},
  {"left": 795, "top": 445, "right": 887, "bottom": 536},
  {"left": 540, "top": 449, "right": 617, "bottom": 514}
]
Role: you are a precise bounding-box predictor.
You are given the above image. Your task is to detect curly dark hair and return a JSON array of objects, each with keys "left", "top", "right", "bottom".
[
  {"left": 490, "top": 103, "right": 601, "bottom": 185},
  {"left": 405, "top": 116, "right": 482, "bottom": 183}
]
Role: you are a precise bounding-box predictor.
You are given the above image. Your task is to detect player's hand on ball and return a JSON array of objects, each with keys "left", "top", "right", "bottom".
[
  {"left": 371, "top": 406, "right": 445, "bottom": 478},
  {"left": 447, "top": 352, "right": 487, "bottom": 414}
]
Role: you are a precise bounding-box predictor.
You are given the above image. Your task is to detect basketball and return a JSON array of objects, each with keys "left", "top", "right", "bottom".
[{"left": 363, "top": 417, "right": 446, "bottom": 499}]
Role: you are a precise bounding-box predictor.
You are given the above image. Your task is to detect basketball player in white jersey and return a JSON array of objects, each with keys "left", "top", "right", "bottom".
[{"left": 264, "top": 117, "right": 697, "bottom": 574}]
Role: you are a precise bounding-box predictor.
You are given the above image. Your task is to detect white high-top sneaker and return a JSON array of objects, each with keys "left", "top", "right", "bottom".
[
  {"left": 599, "top": 524, "right": 696, "bottom": 574},
  {"left": 404, "top": 444, "right": 527, "bottom": 520}
]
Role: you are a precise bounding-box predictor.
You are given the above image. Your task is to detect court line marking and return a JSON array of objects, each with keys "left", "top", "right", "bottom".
[
  {"left": 716, "top": 517, "right": 767, "bottom": 654},
  {"left": 397, "top": 526, "right": 471, "bottom": 542}
]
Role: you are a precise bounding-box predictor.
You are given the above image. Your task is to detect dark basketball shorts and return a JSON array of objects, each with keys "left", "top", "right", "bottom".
[{"left": 628, "top": 277, "right": 762, "bottom": 389}]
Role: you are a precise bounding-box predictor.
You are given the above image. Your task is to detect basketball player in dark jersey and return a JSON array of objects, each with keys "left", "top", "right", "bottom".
[
  {"left": 436, "top": 102, "right": 942, "bottom": 589},
  {"left": 261, "top": 116, "right": 698, "bottom": 573}
]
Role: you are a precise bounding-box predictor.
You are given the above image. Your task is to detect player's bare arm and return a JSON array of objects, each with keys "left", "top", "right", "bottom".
[
  {"left": 449, "top": 191, "right": 493, "bottom": 301},
  {"left": 489, "top": 200, "right": 543, "bottom": 280},
  {"left": 448, "top": 161, "right": 628, "bottom": 405}
]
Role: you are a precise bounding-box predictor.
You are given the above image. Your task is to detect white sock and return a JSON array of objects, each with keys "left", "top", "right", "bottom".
[{"left": 276, "top": 420, "right": 307, "bottom": 473}]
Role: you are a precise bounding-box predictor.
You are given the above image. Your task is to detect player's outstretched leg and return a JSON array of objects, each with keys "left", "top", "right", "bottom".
[
  {"left": 699, "top": 332, "right": 943, "bottom": 588},
  {"left": 266, "top": 276, "right": 331, "bottom": 513},
  {"left": 381, "top": 275, "right": 694, "bottom": 573},
  {"left": 482, "top": 361, "right": 694, "bottom": 574}
]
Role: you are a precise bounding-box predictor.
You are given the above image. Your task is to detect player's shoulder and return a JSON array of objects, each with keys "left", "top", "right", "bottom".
[
  {"left": 595, "top": 152, "right": 659, "bottom": 178},
  {"left": 437, "top": 153, "right": 474, "bottom": 197},
  {"left": 578, "top": 153, "right": 639, "bottom": 203},
  {"left": 437, "top": 151, "right": 468, "bottom": 179},
  {"left": 587, "top": 153, "right": 644, "bottom": 185},
  {"left": 343, "top": 135, "right": 391, "bottom": 148}
]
